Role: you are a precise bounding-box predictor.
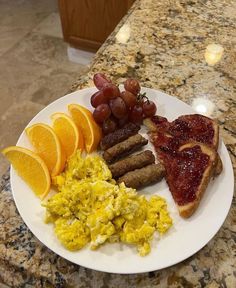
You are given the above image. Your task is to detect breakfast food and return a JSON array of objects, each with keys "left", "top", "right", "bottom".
[
  {"left": 46, "top": 151, "right": 172, "bottom": 256},
  {"left": 161, "top": 142, "right": 217, "bottom": 218},
  {"left": 51, "top": 112, "right": 84, "bottom": 157},
  {"left": 2, "top": 146, "right": 51, "bottom": 198},
  {"left": 103, "top": 134, "right": 148, "bottom": 163},
  {"left": 5, "top": 67, "right": 226, "bottom": 262},
  {"left": 117, "top": 163, "right": 165, "bottom": 189},
  {"left": 3, "top": 102, "right": 103, "bottom": 199},
  {"left": 98, "top": 91, "right": 162, "bottom": 188},
  {"left": 109, "top": 150, "right": 155, "bottom": 178},
  {"left": 90, "top": 73, "right": 157, "bottom": 134},
  {"left": 93, "top": 73, "right": 112, "bottom": 90},
  {"left": 144, "top": 114, "right": 219, "bottom": 149},
  {"left": 25, "top": 123, "right": 66, "bottom": 177},
  {"left": 1, "top": 79, "right": 175, "bottom": 258},
  {"left": 144, "top": 114, "right": 222, "bottom": 218},
  {"left": 68, "top": 104, "right": 102, "bottom": 153},
  {"left": 100, "top": 122, "right": 140, "bottom": 150}
]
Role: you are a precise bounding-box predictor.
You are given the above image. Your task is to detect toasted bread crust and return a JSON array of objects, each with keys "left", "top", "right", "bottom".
[
  {"left": 212, "top": 120, "right": 219, "bottom": 150},
  {"left": 213, "top": 153, "right": 223, "bottom": 177},
  {"left": 143, "top": 118, "right": 158, "bottom": 132}
]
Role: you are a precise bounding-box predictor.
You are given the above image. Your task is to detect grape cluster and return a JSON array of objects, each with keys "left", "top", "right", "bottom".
[{"left": 91, "top": 73, "right": 157, "bottom": 135}]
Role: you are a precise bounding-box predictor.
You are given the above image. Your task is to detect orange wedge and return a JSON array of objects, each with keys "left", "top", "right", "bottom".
[
  {"left": 68, "top": 104, "right": 102, "bottom": 153},
  {"left": 2, "top": 146, "right": 51, "bottom": 198},
  {"left": 51, "top": 112, "right": 84, "bottom": 158},
  {"left": 25, "top": 123, "right": 66, "bottom": 177}
]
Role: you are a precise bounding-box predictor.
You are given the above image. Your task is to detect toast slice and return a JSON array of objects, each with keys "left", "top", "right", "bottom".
[
  {"left": 162, "top": 142, "right": 217, "bottom": 218},
  {"left": 144, "top": 114, "right": 222, "bottom": 218}
]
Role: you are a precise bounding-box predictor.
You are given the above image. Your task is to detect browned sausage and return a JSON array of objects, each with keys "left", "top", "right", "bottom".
[
  {"left": 117, "top": 163, "right": 165, "bottom": 189},
  {"left": 103, "top": 134, "right": 148, "bottom": 163},
  {"left": 109, "top": 150, "right": 155, "bottom": 178},
  {"left": 100, "top": 122, "right": 140, "bottom": 150}
]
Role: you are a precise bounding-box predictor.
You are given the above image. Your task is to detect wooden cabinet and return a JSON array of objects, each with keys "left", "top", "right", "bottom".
[{"left": 58, "top": 0, "right": 135, "bottom": 51}]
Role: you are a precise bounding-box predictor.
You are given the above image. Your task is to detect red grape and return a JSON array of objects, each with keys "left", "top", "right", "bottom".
[
  {"left": 102, "top": 118, "right": 117, "bottom": 135},
  {"left": 129, "top": 104, "right": 143, "bottom": 124},
  {"left": 109, "top": 97, "right": 127, "bottom": 119},
  {"left": 93, "top": 104, "right": 111, "bottom": 124},
  {"left": 120, "top": 91, "right": 137, "bottom": 109},
  {"left": 118, "top": 114, "right": 129, "bottom": 128},
  {"left": 93, "top": 73, "right": 112, "bottom": 90},
  {"left": 90, "top": 91, "right": 108, "bottom": 108},
  {"left": 142, "top": 100, "right": 157, "bottom": 117},
  {"left": 102, "top": 84, "right": 120, "bottom": 100},
  {"left": 124, "top": 78, "right": 141, "bottom": 95}
]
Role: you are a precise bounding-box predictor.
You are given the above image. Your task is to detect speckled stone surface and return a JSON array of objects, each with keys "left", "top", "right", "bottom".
[{"left": 1, "top": 0, "right": 235, "bottom": 287}]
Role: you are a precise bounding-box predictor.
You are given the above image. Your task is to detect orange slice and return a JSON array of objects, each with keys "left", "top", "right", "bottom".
[
  {"left": 68, "top": 104, "right": 102, "bottom": 153},
  {"left": 2, "top": 146, "right": 51, "bottom": 198},
  {"left": 25, "top": 123, "right": 66, "bottom": 177},
  {"left": 51, "top": 112, "right": 84, "bottom": 158}
]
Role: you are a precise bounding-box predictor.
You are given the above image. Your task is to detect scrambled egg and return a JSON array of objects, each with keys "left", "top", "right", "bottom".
[{"left": 44, "top": 151, "right": 172, "bottom": 256}]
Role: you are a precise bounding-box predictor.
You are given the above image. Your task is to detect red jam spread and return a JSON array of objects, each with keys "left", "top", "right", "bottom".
[
  {"left": 149, "top": 114, "right": 215, "bottom": 205},
  {"left": 151, "top": 114, "right": 215, "bottom": 147},
  {"left": 148, "top": 114, "right": 215, "bottom": 206},
  {"left": 162, "top": 145, "right": 210, "bottom": 205},
  {"left": 154, "top": 133, "right": 180, "bottom": 159},
  {"left": 169, "top": 115, "right": 215, "bottom": 146}
]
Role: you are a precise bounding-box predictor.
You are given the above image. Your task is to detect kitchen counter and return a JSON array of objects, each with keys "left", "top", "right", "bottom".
[{"left": 1, "top": 0, "right": 235, "bottom": 287}]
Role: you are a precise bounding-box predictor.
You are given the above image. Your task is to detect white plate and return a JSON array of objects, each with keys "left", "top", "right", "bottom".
[{"left": 11, "top": 87, "right": 234, "bottom": 274}]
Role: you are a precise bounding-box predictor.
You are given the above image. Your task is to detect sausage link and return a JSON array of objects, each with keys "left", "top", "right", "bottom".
[
  {"left": 109, "top": 150, "right": 155, "bottom": 178},
  {"left": 100, "top": 123, "right": 140, "bottom": 150},
  {"left": 117, "top": 163, "right": 165, "bottom": 189},
  {"left": 103, "top": 134, "right": 148, "bottom": 163}
]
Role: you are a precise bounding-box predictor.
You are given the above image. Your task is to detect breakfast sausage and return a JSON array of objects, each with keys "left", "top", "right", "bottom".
[
  {"left": 117, "top": 163, "right": 165, "bottom": 189},
  {"left": 109, "top": 150, "right": 155, "bottom": 178},
  {"left": 100, "top": 122, "right": 140, "bottom": 150},
  {"left": 103, "top": 134, "right": 148, "bottom": 163}
]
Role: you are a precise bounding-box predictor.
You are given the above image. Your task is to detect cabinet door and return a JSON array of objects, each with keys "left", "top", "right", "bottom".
[{"left": 58, "top": 0, "right": 135, "bottom": 51}]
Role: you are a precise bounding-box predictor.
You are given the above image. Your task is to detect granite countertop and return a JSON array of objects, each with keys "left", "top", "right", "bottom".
[{"left": 1, "top": 0, "right": 235, "bottom": 287}]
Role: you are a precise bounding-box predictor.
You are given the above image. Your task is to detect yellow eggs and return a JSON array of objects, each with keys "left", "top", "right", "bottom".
[{"left": 44, "top": 151, "right": 172, "bottom": 256}]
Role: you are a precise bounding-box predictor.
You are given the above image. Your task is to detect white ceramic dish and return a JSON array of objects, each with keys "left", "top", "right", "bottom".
[{"left": 11, "top": 87, "right": 234, "bottom": 274}]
